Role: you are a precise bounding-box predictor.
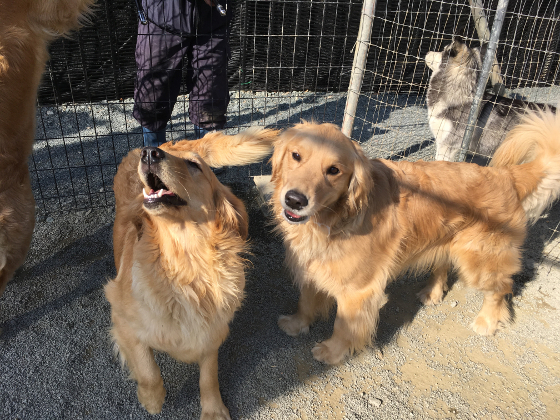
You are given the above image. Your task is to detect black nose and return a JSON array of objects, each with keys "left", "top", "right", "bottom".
[
  {"left": 285, "top": 190, "right": 308, "bottom": 210},
  {"left": 141, "top": 147, "right": 165, "bottom": 165}
]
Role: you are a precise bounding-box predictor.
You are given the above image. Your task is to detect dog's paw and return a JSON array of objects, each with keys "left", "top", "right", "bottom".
[
  {"left": 311, "top": 340, "right": 349, "bottom": 365},
  {"left": 137, "top": 383, "right": 166, "bottom": 414},
  {"left": 200, "top": 404, "right": 231, "bottom": 420},
  {"left": 471, "top": 314, "right": 501, "bottom": 336},
  {"left": 278, "top": 314, "right": 310, "bottom": 337},
  {"left": 417, "top": 285, "right": 444, "bottom": 305}
]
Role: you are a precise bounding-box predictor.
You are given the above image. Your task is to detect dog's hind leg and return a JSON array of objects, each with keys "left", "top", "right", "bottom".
[
  {"left": 417, "top": 263, "right": 450, "bottom": 305},
  {"left": 110, "top": 319, "right": 165, "bottom": 414},
  {"left": 311, "top": 288, "right": 388, "bottom": 365},
  {"left": 278, "top": 283, "right": 334, "bottom": 337},
  {"left": 472, "top": 288, "right": 512, "bottom": 335},
  {"left": 454, "top": 243, "right": 517, "bottom": 335}
]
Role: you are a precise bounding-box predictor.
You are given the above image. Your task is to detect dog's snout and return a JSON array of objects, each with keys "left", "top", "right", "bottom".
[
  {"left": 141, "top": 147, "right": 165, "bottom": 165},
  {"left": 285, "top": 190, "right": 308, "bottom": 210}
]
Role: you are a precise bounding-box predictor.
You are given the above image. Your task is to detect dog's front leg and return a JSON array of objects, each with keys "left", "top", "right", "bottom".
[
  {"left": 198, "top": 349, "right": 231, "bottom": 420},
  {"left": 110, "top": 320, "right": 166, "bottom": 414},
  {"left": 312, "top": 289, "right": 387, "bottom": 365},
  {"left": 278, "top": 283, "right": 333, "bottom": 336}
]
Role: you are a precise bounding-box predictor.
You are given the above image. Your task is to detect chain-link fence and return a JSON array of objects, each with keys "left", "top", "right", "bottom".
[{"left": 32, "top": 0, "right": 559, "bottom": 213}]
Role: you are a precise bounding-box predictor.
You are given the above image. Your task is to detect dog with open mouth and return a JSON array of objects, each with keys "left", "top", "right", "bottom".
[
  {"left": 271, "top": 116, "right": 560, "bottom": 365},
  {"left": 105, "top": 128, "right": 277, "bottom": 419}
]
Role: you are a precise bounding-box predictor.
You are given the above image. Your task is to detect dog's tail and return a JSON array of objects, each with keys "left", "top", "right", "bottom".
[
  {"left": 161, "top": 127, "right": 279, "bottom": 167},
  {"left": 490, "top": 106, "right": 560, "bottom": 223}
]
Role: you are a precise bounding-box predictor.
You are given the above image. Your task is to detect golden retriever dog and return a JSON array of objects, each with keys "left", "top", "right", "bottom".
[
  {"left": 105, "top": 128, "right": 277, "bottom": 419},
  {"left": 0, "top": 0, "right": 94, "bottom": 295},
  {"left": 272, "top": 110, "right": 560, "bottom": 365}
]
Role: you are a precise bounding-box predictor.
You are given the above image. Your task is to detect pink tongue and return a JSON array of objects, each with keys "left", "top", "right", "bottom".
[
  {"left": 285, "top": 210, "right": 301, "bottom": 218},
  {"left": 148, "top": 189, "right": 175, "bottom": 196}
]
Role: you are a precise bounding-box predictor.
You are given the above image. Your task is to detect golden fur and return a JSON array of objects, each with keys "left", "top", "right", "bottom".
[
  {"left": 0, "top": 0, "right": 94, "bottom": 295},
  {"left": 272, "top": 112, "right": 560, "bottom": 365},
  {"left": 105, "top": 128, "right": 277, "bottom": 419}
]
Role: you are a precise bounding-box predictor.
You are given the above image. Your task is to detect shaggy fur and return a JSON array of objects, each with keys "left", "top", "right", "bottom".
[
  {"left": 272, "top": 115, "right": 560, "bottom": 365},
  {"left": 105, "top": 128, "right": 277, "bottom": 419},
  {"left": 425, "top": 40, "right": 554, "bottom": 162},
  {"left": 0, "top": 0, "right": 94, "bottom": 295}
]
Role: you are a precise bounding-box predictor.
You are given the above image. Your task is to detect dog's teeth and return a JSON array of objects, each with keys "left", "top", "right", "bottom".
[
  {"left": 143, "top": 188, "right": 148, "bottom": 198},
  {"left": 157, "top": 190, "right": 164, "bottom": 197}
]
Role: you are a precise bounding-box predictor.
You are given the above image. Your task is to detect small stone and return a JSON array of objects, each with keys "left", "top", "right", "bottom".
[
  {"left": 99, "top": 188, "right": 104, "bottom": 193},
  {"left": 368, "top": 398, "right": 382, "bottom": 407},
  {"left": 450, "top": 301, "right": 458, "bottom": 308},
  {"left": 46, "top": 110, "right": 54, "bottom": 115},
  {"left": 375, "top": 349, "right": 384, "bottom": 359},
  {"left": 46, "top": 217, "right": 53, "bottom": 223}
]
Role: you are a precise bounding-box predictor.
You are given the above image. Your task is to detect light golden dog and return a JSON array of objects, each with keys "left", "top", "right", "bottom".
[
  {"left": 105, "top": 128, "right": 277, "bottom": 419},
  {"left": 0, "top": 0, "right": 94, "bottom": 295},
  {"left": 272, "top": 110, "right": 560, "bottom": 365}
]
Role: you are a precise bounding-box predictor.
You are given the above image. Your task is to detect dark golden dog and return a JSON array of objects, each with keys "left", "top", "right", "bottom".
[
  {"left": 105, "top": 128, "right": 277, "bottom": 419},
  {"left": 272, "top": 110, "right": 560, "bottom": 365},
  {"left": 0, "top": 0, "right": 94, "bottom": 295}
]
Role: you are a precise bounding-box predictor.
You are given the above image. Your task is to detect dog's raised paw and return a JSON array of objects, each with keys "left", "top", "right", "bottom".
[{"left": 278, "top": 314, "right": 310, "bottom": 336}]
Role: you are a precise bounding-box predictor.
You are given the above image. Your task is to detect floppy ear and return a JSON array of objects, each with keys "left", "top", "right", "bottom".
[
  {"left": 270, "top": 130, "right": 291, "bottom": 184},
  {"left": 214, "top": 184, "right": 249, "bottom": 240},
  {"left": 347, "top": 142, "right": 373, "bottom": 218}
]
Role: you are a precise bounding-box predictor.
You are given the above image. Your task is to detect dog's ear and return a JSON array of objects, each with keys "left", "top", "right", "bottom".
[
  {"left": 347, "top": 142, "right": 373, "bottom": 218},
  {"left": 478, "top": 41, "right": 488, "bottom": 60},
  {"left": 270, "top": 130, "right": 291, "bottom": 184},
  {"left": 214, "top": 184, "right": 249, "bottom": 240}
]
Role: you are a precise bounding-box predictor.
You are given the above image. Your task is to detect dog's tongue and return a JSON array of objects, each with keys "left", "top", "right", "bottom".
[
  {"left": 285, "top": 209, "right": 303, "bottom": 219},
  {"left": 143, "top": 188, "right": 176, "bottom": 198}
]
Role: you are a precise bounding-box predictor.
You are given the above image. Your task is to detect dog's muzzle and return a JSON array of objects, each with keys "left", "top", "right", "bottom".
[
  {"left": 283, "top": 189, "right": 309, "bottom": 223},
  {"left": 140, "top": 147, "right": 187, "bottom": 208}
]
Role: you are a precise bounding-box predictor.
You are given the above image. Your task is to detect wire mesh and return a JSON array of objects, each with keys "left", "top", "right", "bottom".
[
  {"left": 345, "top": 0, "right": 560, "bottom": 268},
  {"left": 32, "top": 0, "right": 560, "bottom": 220},
  {"left": 33, "top": 0, "right": 364, "bottom": 213}
]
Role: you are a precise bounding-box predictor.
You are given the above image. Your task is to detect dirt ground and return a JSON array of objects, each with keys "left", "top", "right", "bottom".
[{"left": 0, "top": 178, "right": 559, "bottom": 419}]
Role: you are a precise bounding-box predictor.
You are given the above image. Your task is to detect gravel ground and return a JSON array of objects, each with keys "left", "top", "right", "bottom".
[{"left": 1, "top": 89, "right": 560, "bottom": 419}]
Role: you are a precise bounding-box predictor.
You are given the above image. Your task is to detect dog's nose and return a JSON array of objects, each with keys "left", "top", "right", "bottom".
[
  {"left": 285, "top": 190, "right": 308, "bottom": 210},
  {"left": 141, "top": 147, "right": 165, "bottom": 165}
]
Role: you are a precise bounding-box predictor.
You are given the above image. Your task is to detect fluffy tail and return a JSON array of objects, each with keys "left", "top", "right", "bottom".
[
  {"left": 490, "top": 106, "right": 560, "bottom": 223},
  {"left": 160, "top": 127, "right": 279, "bottom": 167}
]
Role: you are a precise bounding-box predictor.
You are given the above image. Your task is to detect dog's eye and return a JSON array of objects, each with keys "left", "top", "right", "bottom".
[
  {"left": 185, "top": 159, "right": 201, "bottom": 171},
  {"left": 327, "top": 166, "right": 340, "bottom": 175},
  {"left": 292, "top": 152, "right": 301, "bottom": 162}
]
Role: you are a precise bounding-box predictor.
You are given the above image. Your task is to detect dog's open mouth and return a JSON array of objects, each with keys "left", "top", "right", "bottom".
[
  {"left": 283, "top": 209, "right": 309, "bottom": 224},
  {"left": 142, "top": 173, "right": 187, "bottom": 207}
]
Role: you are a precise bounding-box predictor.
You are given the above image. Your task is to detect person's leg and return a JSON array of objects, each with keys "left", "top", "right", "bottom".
[
  {"left": 189, "top": 1, "right": 231, "bottom": 137},
  {"left": 133, "top": 6, "right": 190, "bottom": 147}
]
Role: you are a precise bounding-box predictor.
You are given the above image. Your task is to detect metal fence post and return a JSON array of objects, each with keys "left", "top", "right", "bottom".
[
  {"left": 456, "top": 0, "right": 510, "bottom": 162},
  {"left": 341, "top": 0, "right": 377, "bottom": 138}
]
